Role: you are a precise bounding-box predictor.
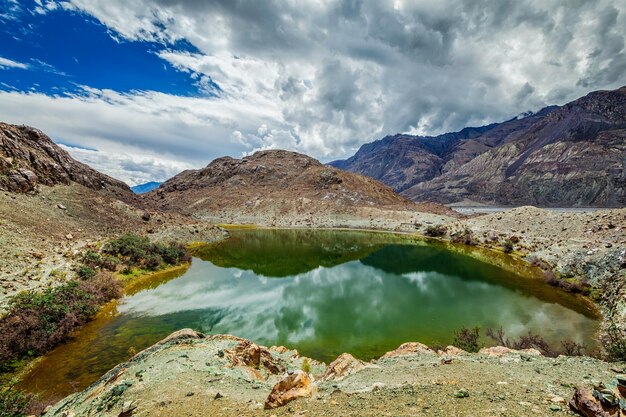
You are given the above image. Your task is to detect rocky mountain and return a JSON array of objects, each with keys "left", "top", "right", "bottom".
[
  {"left": 144, "top": 150, "right": 456, "bottom": 226},
  {"left": 0, "top": 122, "right": 223, "bottom": 304},
  {"left": 0, "top": 122, "right": 132, "bottom": 200},
  {"left": 331, "top": 86, "right": 626, "bottom": 207}
]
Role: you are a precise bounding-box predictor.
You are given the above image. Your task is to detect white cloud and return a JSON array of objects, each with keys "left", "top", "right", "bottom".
[
  {"left": 0, "top": 56, "right": 29, "bottom": 70},
  {"left": 1, "top": 0, "right": 624, "bottom": 183},
  {"left": 58, "top": 144, "right": 191, "bottom": 186}
]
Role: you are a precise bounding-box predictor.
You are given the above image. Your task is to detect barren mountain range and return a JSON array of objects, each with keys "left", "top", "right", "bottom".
[{"left": 331, "top": 86, "right": 626, "bottom": 207}]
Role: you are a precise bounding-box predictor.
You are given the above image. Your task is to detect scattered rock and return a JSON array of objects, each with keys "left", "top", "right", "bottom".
[
  {"left": 322, "top": 353, "right": 366, "bottom": 381},
  {"left": 57, "top": 203, "right": 66, "bottom": 210},
  {"left": 264, "top": 370, "right": 316, "bottom": 409},
  {"left": 141, "top": 212, "right": 151, "bottom": 221}
]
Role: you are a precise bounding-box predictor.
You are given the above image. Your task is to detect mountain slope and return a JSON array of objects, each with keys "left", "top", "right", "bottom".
[
  {"left": 407, "top": 87, "right": 626, "bottom": 206},
  {"left": 329, "top": 108, "right": 555, "bottom": 193},
  {"left": 143, "top": 150, "right": 457, "bottom": 227},
  {"left": 0, "top": 122, "right": 132, "bottom": 200},
  {"left": 332, "top": 86, "right": 626, "bottom": 207},
  {"left": 0, "top": 122, "right": 224, "bottom": 306}
]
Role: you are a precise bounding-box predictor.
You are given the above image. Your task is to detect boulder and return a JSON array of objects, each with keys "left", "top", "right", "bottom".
[
  {"left": 264, "top": 370, "right": 316, "bottom": 409},
  {"left": 322, "top": 353, "right": 366, "bottom": 381},
  {"left": 478, "top": 346, "right": 542, "bottom": 357},
  {"left": 225, "top": 340, "right": 285, "bottom": 375},
  {"left": 569, "top": 387, "right": 618, "bottom": 417},
  {"left": 380, "top": 342, "right": 434, "bottom": 359},
  {"left": 437, "top": 345, "right": 465, "bottom": 357}
]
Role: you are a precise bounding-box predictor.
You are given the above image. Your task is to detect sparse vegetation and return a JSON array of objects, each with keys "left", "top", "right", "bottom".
[
  {"left": 424, "top": 224, "right": 447, "bottom": 237},
  {"left": 301, "top": 358, "right": 311, "bottom": 373},
  {"left": 450, "top": 228, "right": 477, "bottom": 245},
  {"left": 453, "top": 327, "right": 481, "bottom": 352},
  {"left": 604, "top": 319, "right": 626, "bottom": 361},
  {"left": 0, "top": 386, "right": 31, "bottom": 417},
  {"left": 103, "top": 234, "right": 191, "bottom": 272},
  {"left": 502, "top": 239, "right": 514, "bottom": 253},
  {"left": 484, "top": 326, "right": 587, "bottom": 357},
  {"left": 0, "top": 273, "right": 121, "bottom": 364}
]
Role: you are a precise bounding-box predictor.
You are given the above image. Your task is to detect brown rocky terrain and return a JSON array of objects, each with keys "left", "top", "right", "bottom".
[
  {"left": 0, "top": 123, "right": 132, "bottom": 201},
  {"left": 45, "top": 329, "right": 619, "bottom": 417},
  {"left": 332, "top": 86, "right": 626, "bottom": 207},
  {"left": 0, "top": 123, "right": 226, "bottom": 308},
  {"left": 143, "top": 150, "right": 459, "bottom": 228}
]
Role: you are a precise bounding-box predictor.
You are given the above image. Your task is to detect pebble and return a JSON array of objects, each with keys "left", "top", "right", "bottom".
[{"left": 453, "top": 388, "right": 470, "bottom": 398}]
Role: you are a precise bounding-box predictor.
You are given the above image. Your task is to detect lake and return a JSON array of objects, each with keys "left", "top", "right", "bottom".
[{"left": 19, "top": 228, "right": 599, "bottom": 402}]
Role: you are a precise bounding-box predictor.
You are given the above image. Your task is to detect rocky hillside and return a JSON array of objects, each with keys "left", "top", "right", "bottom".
[
  {"left": 0, "top": 123, "right": 225, "bottom": 306},
  {"left": 0, "top": 122, "right": 131, "bottom": 200},
  {"left": 331, "top": 86, "right": 626, "bottom": 207},
  {"left": 143, "top": 150, "right": 457, "bottom": 227}
]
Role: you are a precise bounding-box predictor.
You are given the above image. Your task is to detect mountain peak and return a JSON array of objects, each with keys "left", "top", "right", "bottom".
[{"left": 0, "top": 122, "right": 131, "bottom": 199}]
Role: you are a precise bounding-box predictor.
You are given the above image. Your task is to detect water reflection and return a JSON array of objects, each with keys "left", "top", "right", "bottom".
[{"left": 20, "top": 229, "right": 599, "bottom": 402}]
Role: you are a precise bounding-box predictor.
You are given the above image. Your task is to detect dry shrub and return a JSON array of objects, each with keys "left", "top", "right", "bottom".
[
  {"left": 424, "top": 225, "right": 447, "bottom": 237},
  {"left": 450, "top": 228, "right": 477, "bottom": 245},
  {"left": 453, "top": 327, "right": 481, "bottom": 352}
]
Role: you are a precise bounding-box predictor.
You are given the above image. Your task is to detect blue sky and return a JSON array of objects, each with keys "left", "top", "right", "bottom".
[
  {"left": 0, "top": 0, "right": 208, "bottom": 96},
  {"left": 0, "top": 0, "right": 624, "bottom": 185}
]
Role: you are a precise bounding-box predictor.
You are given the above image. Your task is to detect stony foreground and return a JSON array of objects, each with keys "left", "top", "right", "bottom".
[{"left": 46, "top": 330, "right": 619, "bottom": 417}]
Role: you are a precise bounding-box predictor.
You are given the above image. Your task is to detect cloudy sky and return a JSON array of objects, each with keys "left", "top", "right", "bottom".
[{"left": 0, "top": 0, "right": 624, "bottom": 185}]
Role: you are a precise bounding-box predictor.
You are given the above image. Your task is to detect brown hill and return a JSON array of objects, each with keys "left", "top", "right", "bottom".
[
  {"left": 144, "top": 150, "right": 456, "bottom": 225},
  {"left": 0, "top": 122, "right": 132, "bottom": 201},
  {"left": 0, "top": 123, "right": 223, "bottom": 306}
]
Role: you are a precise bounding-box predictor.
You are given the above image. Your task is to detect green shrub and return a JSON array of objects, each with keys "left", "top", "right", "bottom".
[
  {"left": 77, "top": 266, "right": 97, "bottom": 280},
  {"left": 0, "top": 273, "right": 121, "bottom": 363},
  {"left": 0, "top": 387, "right": 30, "bottom": 417},
  {"left": 424, "top": 225, "right": 447, "bottom": 237},
  {"left": 102, "top": 234, "right": 190, "bottom": 271},
  {"left": 502, "top": 239, "right": 514, "bottom": 253}
]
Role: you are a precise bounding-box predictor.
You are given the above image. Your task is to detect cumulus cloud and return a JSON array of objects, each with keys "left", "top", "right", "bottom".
[
  {"left": 2, "top": 0, "right": 625, "bottom": 183},
  {"left": 58, "top": 144, "right": 192, "bottom": 186}
]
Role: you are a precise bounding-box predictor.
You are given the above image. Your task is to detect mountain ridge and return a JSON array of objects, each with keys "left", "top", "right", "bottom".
[{"left": 330, "top": 86, "right": 626, "bottom": 207}]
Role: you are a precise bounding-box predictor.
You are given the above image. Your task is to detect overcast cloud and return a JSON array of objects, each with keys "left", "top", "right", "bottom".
[{"left": 0, "top": 0, "right": 624, "bottom": 184}]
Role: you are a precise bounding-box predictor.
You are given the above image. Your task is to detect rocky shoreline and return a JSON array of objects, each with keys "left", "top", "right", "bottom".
[{"left": 44, "top": 329, "right": 621, "bottom": 417}]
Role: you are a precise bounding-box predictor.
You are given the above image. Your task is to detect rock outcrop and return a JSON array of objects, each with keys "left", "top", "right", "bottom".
[
  {"left": 332, "top": 86, "right": 626, "bottom": 207},
  {"left": 0, "top": 122, "right": 132, "bottom": 200}
]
